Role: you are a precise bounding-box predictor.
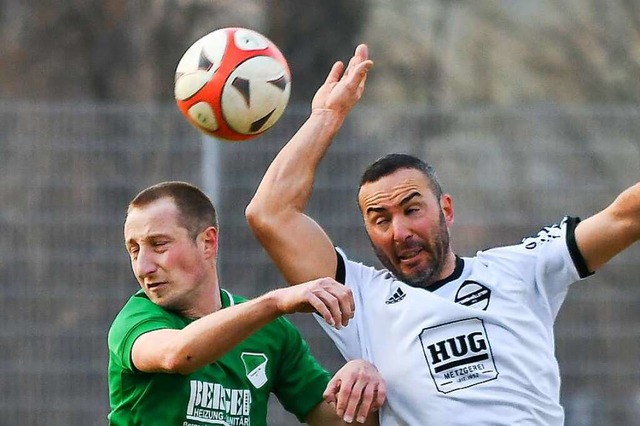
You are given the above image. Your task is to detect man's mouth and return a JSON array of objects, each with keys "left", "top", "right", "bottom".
[
  {"left": 147, "top": 281, "right": 166, "bottom": 290},
  {"left": 398, "top": 248, "right": 422, "bottom": 262}
]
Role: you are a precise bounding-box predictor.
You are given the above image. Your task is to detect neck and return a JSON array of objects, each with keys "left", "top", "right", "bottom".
[
  {"left": 180, "top": 279, "right": 222, "bottom": 319},
  {"left": 420, "top": 252, "right": 460, "bottom": 290},
  {"left": 438, "top": 252, "right": 458, "bottom": 280}
]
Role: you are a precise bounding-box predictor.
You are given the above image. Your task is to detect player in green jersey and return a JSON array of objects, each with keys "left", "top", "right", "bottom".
[{"left": 108, "top": 181, "right": 385, "bottom": 425}]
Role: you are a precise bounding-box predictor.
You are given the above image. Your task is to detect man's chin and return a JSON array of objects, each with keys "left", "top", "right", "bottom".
[
  {"left": 398, "top": 267, "right": 436, "bottom": 288},
  {"left": 148, "top": 293, "right": 173, "bottom": 308},
  {"left": 377, "top": 253, "right": 433, "bottom": 287}
]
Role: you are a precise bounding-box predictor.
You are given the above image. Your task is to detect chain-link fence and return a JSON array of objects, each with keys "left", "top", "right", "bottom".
[{"left": 1, "top": 101, "right": 639, "bottom": 425}]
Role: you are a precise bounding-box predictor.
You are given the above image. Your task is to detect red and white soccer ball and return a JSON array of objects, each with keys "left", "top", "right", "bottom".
[{"left": 174, "top": 27, "right": 291, "bottom": 141}]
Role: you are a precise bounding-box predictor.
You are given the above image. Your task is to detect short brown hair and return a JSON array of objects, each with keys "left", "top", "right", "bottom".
[
  {"left": 128, "top": 181, "right": 218, "bottom": 240},
  {"left": 360, "top": 153, "right": 443, "bottom": 199}
]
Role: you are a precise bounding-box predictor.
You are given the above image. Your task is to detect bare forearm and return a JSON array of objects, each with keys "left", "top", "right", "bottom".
[
  {"left": 575, "top": 182, "right": 640, "bottom": 271},
  {"left": 167, "top": 293, "right": 282, "bottom": 373},
  {"left": 245, "top": 112, "right": 343, "bottom": 284},
  {"left": 612, "top": 182, "right": 640, "bottom": 239},
  {"left": 250, "top": 110, "right": 344, "bottom": 214},
  {"left": 177, "top": 277, "right": 355, "bottom": 369},
  {"left": 246, "top": 45, "right": 372, "bottom": 284},
  {"left": 138, "top": 279, "right": 353, "bottom": 374},
  {"left": 249, "top": 43, "right": 372, "bottom": 216}
]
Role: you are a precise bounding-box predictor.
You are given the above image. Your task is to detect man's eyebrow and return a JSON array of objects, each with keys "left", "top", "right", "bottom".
[
  {"left": 126, "top": 233, "right": 170, "bottom": 244},
  {"left": 125, "top": 239, "right": 138, "bottom": 250},
  {"left": 400, "top": 192, "right": 421, "bottom": 205},
  {"left": 365, "top": 191, "right": 421, "bottom": 214}
]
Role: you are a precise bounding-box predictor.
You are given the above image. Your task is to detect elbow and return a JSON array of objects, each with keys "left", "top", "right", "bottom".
[
  {"left": 245, "top": 200, "right": 279, "bottom": 239},
  {"left": 245, "top": 200, "right": 263, "bottom": 230},
  {"left": 161, "top": 347, "right": 202, "bottom": 375}
]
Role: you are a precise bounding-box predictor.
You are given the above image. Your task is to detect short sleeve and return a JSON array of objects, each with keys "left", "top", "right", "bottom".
[
  {"left": 108, "top": 295, "right": 176, "bottom": 371},
  {"left": 478, "top": 216, "right": 589, "bottom": 317},
  {"left": 271, "top": 317, "right": 331, "bottom": 422}
]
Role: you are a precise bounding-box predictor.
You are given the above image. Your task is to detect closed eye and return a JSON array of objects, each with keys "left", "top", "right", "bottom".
[
  {"left": 153, "top": 241, "right": 169, "bottom": 250},
  {"left": 127, "top": 246, "right": 139, "bottom": 259},
  {"left": 374, "top": 217, "right": 389, "bottom": 226}
]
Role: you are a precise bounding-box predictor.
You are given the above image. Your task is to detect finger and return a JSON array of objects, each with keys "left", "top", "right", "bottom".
[
  {"left": 321, "top": 279, "right": 354, "bottom": 326},
  {"left": 352, "top": 60, "right": 373, "bottom": 83},
  {"left": 356, "top": 61, "right": 372, "bottom": 93},
  {"left": 354, "top": 384, "right": 376, "bottom": 424},
  {"left": 308, "top": 293, "right": 336, "bottom": 327},
  {"left": 318, "top": 282, "right": 355, "bottom": 328},
  {"left": 372, "top": 381, "right": 386, "bottom": 411},
  {"left": 342, "top": 60, "right": 373, "bottom": 96},
  {"left": 320, "top": 284, "right": 355, "bottom": 328},
  {"left": 345, "top": 44, "right": 369, "bottom": 76},
  {"left": 336, "top": 287, "right": 354, "bottom": 327},
  {"left": 334, "top": 374, "right": 355, "bottom": 418},
  {"left": 355, "top": 43, "right": 368, "bottom": 61},
  {"left": 341, "top": 380, "right": 365, "bottom": 423},
  {"left": 323, "top": 377, "right": 340, "bottom": 406},
  {"left": 324, "top": 61, "right": 345, "bottom": 85},
  {"left": 344, "top": 53, "right": 359, "bottom": 77},
  {"left": 315, "top": 290, "right": 344, "bottom": 329}
]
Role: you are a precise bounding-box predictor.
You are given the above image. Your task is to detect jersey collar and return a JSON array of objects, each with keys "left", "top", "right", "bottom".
[
  {"left": 220, "top": 288, "right": 235, "bottom": 308},
  {"left": 425, "top": 255, "right": 465, "bottom": 292}
]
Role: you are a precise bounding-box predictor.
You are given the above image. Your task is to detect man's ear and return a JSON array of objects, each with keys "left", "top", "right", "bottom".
[
  {"left": 440, "top": 193, "right": 455, "bottom": 227},
  {"left": 199, "top": 226, "right": 219, "bottom": 259}
]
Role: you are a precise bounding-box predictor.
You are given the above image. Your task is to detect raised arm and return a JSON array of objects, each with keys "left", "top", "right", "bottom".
[
  {"left": 574, "top": 182, "right": 640, "bottom": 272},
  {"left": 246, "top": 44, "right": 373, "bottom": 285},
  {"left": 131, "top": 277, "right": 354, "bottom": 375}
]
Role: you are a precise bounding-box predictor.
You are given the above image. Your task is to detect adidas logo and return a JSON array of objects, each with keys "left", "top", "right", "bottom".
[{"left": 385, "top": 288, "right": 406, "bottom": 304}]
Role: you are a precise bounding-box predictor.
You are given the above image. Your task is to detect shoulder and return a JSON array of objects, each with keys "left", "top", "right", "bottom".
[
  {"left": 336, "top": 247, "right": 395, "bottom": 286},
  {"left": 108, "top": 291, "right": 180, "bottom": 348},
  {"left": 475, "top": 217, "right": 576, "bottom": 261},
  {"left": 472, "top": 216, "right": 588, "bottom": 284},
  {"left": 110, "top": 291, "right": 168, "bottom": 327}
]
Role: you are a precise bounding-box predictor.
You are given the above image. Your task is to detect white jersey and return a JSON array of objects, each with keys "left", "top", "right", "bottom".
[{"left": 315, "top": 217, "right": 592, "bottom": 425}]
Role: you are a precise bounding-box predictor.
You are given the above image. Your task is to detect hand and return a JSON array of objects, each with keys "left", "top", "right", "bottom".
[
  {"left": 324, "top": 359, "right": 386, "bottom": 424},
  {"left": 272, "top": 277, "right": 354, "bottom": 328},
  {"left": 311, "top": 44, "right": 374, "bottom": 117}
]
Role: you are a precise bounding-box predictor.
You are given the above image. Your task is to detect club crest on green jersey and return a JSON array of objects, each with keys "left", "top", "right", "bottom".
[{"left": 241, "top": 352, "right": 269, "bottom": 389}]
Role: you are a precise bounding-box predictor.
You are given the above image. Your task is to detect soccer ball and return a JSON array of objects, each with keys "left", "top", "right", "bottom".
[{"left": 174, "top": 27, "right": 291, "bottom": 142}]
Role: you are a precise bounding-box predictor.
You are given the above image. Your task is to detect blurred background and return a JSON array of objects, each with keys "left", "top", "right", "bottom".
[{"left": 1, "top": 0, "right": 639, "bottom": 424}]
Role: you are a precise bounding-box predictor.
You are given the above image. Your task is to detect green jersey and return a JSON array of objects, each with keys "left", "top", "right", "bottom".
[{"left": 108, "top": 288, "right": 331, "bottom": 426}]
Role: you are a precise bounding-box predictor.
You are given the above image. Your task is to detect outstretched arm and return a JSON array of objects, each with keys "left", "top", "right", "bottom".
[
  {"left": 575, "top": 182, "right": 640, "bottom": 272},
  {"left": 246, "top": 44, "right": 373, "bottom": 285},
  {"left": 131, "top": 278, "right": 354, "bottom": 375}
]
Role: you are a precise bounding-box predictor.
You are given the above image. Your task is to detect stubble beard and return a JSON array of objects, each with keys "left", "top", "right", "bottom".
[{"left": 372, "top": 215, "right": 451, "bottom": 289}]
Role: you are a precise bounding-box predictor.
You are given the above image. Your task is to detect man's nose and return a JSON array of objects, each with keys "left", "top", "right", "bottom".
[
  {"left": 135, "top": 247, "right": 158, "bottom": 278},
  {"left": 392, "top": 216, "right": 413, "bottom": 242}
]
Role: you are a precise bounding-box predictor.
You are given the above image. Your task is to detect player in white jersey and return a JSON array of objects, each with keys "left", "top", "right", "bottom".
[
  {"left": 245, "top": 44, "right": 640, "bottom": 425},
  {"left": 315, "top": 218, "right": 582, "bottom": 424}
]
